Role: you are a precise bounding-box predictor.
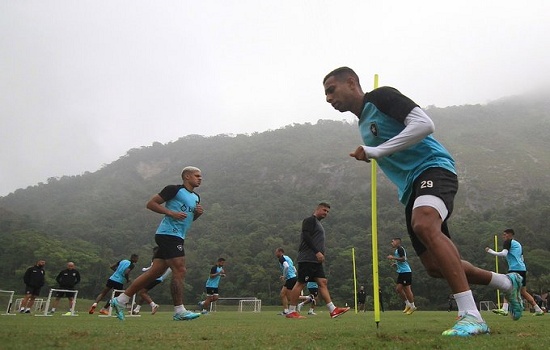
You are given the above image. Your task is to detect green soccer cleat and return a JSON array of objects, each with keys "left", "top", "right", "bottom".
[
  {"left": 442, "top": 313, "right": 490, "bottom": 337},
  {"left": 110, "top": 298, "right": 125, "bottom": 321},
  {"left": 491, "top": 308, "right": 508, "bottom": 316},
  {"left": 505, "top": 272, "right": 524, "bottom": 321},
  {"left": 173, "top": 310, "right": 200, "bottom": 321}
]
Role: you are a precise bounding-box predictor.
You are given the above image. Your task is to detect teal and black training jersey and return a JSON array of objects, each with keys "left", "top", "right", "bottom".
[
  {"left": 110, "top": 259, "right": 132, "bottom": 284},
  {"left": 206, "top": 265, "right": 224, "bottom": 288},
  {"left": 279, "top": 255, "right": 297, "bottom": 280},
  {"left": 358, "top": 87, "right": 456, "bottom": 204},
  {"left": 503, "top": 239, "right": 526, "bottom": 272},
  {"left": 393, "top": 246, "right": 412, "bottom": 274},
  {"left": 155, "top": 184, "right": 200, "bottom": 239}
]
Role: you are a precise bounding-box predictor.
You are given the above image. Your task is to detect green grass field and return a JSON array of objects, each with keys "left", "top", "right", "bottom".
[{"left": 0, "top": 305, "right": 546, "bottom": 350}]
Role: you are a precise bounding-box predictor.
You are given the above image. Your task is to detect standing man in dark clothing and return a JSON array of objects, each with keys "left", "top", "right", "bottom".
[
  {"left": 50, "top": 262, "right": 81, "bottom": 314},
  {"left": 358, "top": 285, "right": 367, "bottom": 312},
  {"left": 20, "top": 260, "right": 46, "bottom": 313},
  {"left": 286, "top": 202, "right": 350, "bottom": 319}
]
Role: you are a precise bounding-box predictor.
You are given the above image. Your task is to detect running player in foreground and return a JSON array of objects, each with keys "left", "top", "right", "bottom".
[{"left": 323, "top": 67, "right": 522, "bottom": 336}]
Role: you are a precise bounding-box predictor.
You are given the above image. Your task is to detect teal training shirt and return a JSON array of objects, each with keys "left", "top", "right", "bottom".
[
  {"left": 206, "top": 265, "right": 224, "bottom": 288},
  {"left": 394, "top": 246, "right": 412, "bottom": 274},
  {"left": 504, "top": 239, "right": 526, "bottom": 272},
  {"left": 155, "top": 185, "right": 200, "bottom": 239},
  {"left": 279, "top": 255, "right": 297, "bottom": 280},
  {"left": 110, "top": 259, "right": 131, "bottom": 284},
  {"left": 358, "top": 87, "right": 456, "bottom": 205}
]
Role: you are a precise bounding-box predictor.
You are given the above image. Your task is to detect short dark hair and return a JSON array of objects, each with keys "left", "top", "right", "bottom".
[
  {"left": 217, "top": 258, "right": 226, "bottom": 262},
  {"left": 323, "top": 66, "right": 360, "bottom": 85},
  {"left": 504, "top": 228, "right": 515, "bottom": 235},
  {"left": 318, "top": 202, "right": 331, "bottom": 209}
]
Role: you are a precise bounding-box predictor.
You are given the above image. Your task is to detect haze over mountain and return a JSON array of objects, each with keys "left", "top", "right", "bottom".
[{"left": 1, "top": 94, "right": 549, "bottom": 308}]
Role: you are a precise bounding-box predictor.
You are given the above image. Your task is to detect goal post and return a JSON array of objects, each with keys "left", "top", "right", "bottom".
[
  {"left": 0, "top": 290, "right": 16, "bottom": 316},
  {"left": 210, "top": 297, "right": 261, "bottom": 312},
  {"left": 479, "top": 301, "right": 497, "bottom": 311},
  {"left": 36, "top": 288, "right": 79, "bottom": 317}
]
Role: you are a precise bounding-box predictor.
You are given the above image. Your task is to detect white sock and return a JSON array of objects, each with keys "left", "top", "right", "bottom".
[
  {"left": 488, "top": 272, "right": 512, "bottom": 291},
  {"left": 410, "top": 302, "right": 416, "bottom": 308},
  {"left": 116, "top": 293, "right": 130, "bottom": 305},
  {"left": 149, "top": 302, "right": 156, "bottom": 308},
  {"left": 289, "top": 305, "right": 296, "bottom": 312},
  {"left": 326, "top": 302, "right": 335, "bottom": 312},
  {"left": 134, "top": 305, "right": 141, "bottom": 312},
  {"left": 454, "top": 290, "right": 483, "bottom": 322},
  {"left": 174, "top": 305, "right": 184, "bottom": 314},
  {"left": 405, "top": 300, "right": 411, "bottom": 307},
  {"left": 534, "top": 304, "right": 543, "bottom": 312},
  {"left": 502, "top": 302, "right": 509, "bottom": 311}
]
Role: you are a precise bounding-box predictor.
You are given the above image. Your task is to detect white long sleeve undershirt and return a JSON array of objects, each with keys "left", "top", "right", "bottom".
[
  {"left": 363, "top": 107, "right": 435, "bottom": 159},
  {"left": 486, "top": 248, "right": 509, "bottom": 257}
]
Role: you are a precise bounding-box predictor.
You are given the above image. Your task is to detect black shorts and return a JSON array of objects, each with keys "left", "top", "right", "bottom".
[
  {"left": 24, "top": 286, "right": 41, "bottom": 296},
  {"left": 307, "top": 288, "right": 319, "bottom": 297},
  {"left": 509, "top": 270, "right": 527, "bottom": 287},
  {"left": 155, "top": 234, "right": 185, "bottom": 259},
  {"left": 206, "top": 287, "right": 219, "bottom": 296},
  {"left": 55, "top": 289, "right": 76, "bottom": 298},
  {"left": 284, "top": 277, "right": 297, "bottom": 290},
  {"left": 405, "top": 167, "right": 458, "bottom": 256},
  {"left": 297, "top": 262, "right": 326, "bottom": 283},
  {"left": 144, "top": 279, "right": 162, "bottom": 291},
  {"left": 106, "top": 279, "right": 124, "bottom": 291},
  {"left": 397, "top": 272, "right": 413, "bottom": 286}
]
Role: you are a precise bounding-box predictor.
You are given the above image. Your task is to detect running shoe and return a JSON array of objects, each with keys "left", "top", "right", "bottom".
[
  {"left": 285, "top": 311, "right": 306, "bottom": 319},
  {"left": 88, "top": 305, "right": 96, "bottom": 314},
  {"left": 533, "top": 310, "right": 545, "bottom": 316},
  {"left": 307, "top": 309, "right": 317, "bottom": 315},
  {"left": 491, "top": 308, "right": 508, "bottom": 316},
  {"left": 330, "top": 306, "right": 350, "bottom": 318},
  {"left": 173, "top": 310, "right": 200, "bottom": 321},
  {"left": 441, "top": 313, "right": 490, "bottom": 337},
  {"left": 99, "top": 309, "right": 109, "bottom": 315},
  {"left": 403, "top": 305, "right": 411, "bottom": 313},
  {"left": 151, "top": 304, "right": 159, "bottom": 315},
  {"left": 406, "top": 306, "right": 417, "bottom": 315},
  {"left": 201, "top": 310, "right": 209, "bottom": 315},
  {"left": 110, "top": 298, "right": 125, "bottom": 321},
  {"left": 505, "top": 272, "right": 524, "bottom": 321}
]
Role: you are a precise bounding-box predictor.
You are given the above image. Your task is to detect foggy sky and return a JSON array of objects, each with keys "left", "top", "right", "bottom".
[{"left": 1, "top": 0, "right": 549, "bottom": 196}]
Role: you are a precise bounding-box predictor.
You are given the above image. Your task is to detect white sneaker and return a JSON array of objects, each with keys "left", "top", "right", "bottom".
[
  {"left": 151, "top": 304, "right": 159, "bottom": 315},
  {"left": 308, "top": 309, "right": 316, "bottom": 315}
]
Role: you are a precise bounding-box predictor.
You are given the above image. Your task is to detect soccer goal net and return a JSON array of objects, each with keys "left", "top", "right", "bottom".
[
  {"left": 479, "top": 301, "right": 497, "bottom": 311},
  {"left": 0, "top": 290, "right": 16, "bottom": 315},
  {"left": 210, "top": 297, "right": 261, "bottom": 312}
]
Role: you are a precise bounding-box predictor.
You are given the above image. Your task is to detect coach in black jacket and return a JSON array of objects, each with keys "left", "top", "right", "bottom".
[{"left": 20, "top": 260, "right": 46, "bottom": 313}]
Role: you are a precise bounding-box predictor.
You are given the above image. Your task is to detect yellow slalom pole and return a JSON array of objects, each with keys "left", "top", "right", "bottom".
[
  {"left": 494, "top": 234, "right": 501, "bottom": 308},
  {"left": 371, "top": 74, "right": 381, "bottom": 327},
  {"left": 352, "top": 247, "right": 358, "bottom": 313}
]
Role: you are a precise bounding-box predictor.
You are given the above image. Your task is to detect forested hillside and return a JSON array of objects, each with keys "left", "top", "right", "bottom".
[{"left": 1, "top": 94, "right": 550, "bottom": 310}]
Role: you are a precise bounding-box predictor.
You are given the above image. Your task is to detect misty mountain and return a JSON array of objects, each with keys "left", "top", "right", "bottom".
[{"left": 1, "top": 93, "right": 550, "bottom": 308}]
